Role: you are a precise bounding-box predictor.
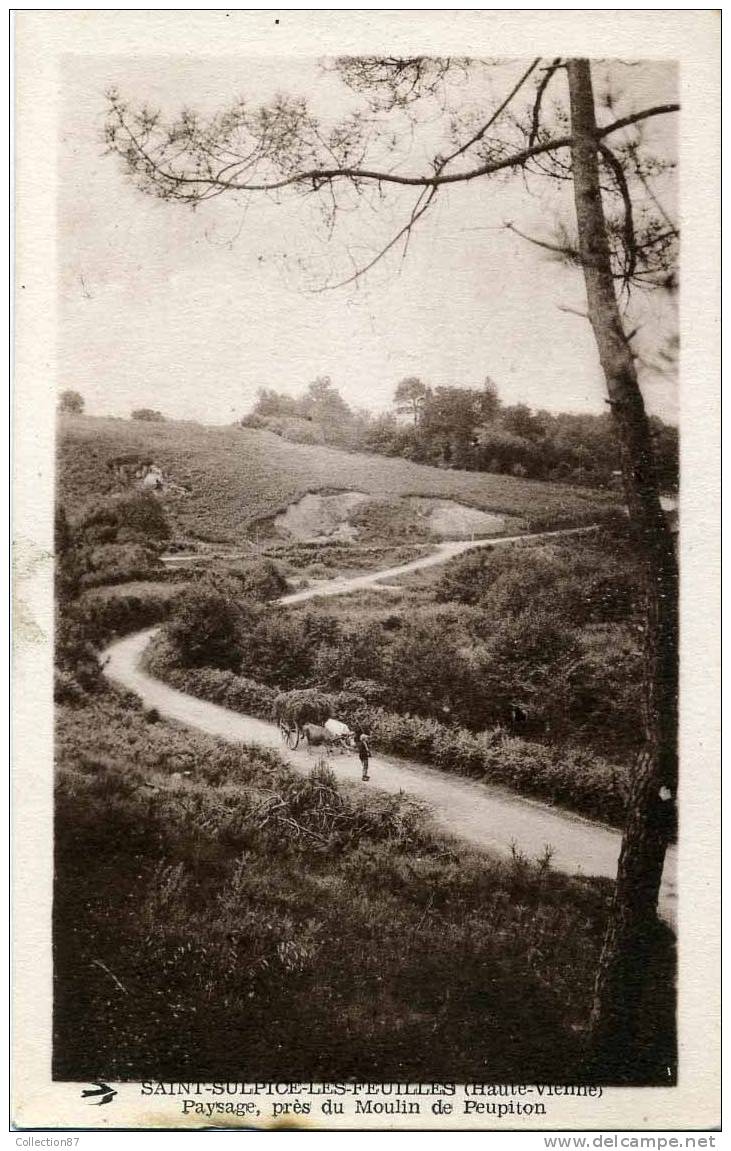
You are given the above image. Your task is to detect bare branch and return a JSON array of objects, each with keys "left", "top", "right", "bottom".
[
  {"left": 557, "top": 303, "right": 589, "bottom": 319},
  {"left": 596, "top": 103, "right": 679, "bottom": 139},
  {"left": 441, "top": 57, "right": 540, "bottom": 168},
  {"left": 308, "top": 59, "right": 542, "bottom": 291},
  {"left": 312, "top": 186, "right": 438, "bottom": 291},
  {"left": 598, "top": 141, "right": 637, "bottom": 285},
  {"left": 528, "top": 58, "right": 563, "bottom": 148}
]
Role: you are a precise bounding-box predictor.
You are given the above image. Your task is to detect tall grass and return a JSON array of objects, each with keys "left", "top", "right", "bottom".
[
  {"left": 54, "top": 692, "right": 675, "bottom": 1084},
  {"left": 53, "top": 693, "right": 620, "bottom": 1083}
]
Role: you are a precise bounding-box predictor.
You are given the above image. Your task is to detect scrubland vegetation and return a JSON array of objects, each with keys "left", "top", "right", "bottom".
[
  {"left": 56, "top": 689, "right": 675, "bottom": 1083},
  {"left": 146, "top": 636, "right": 631, "bottom": 825},
  {"left": 53, "top": 421, "right": 675, "bottom": 1084},
  {"left": 267, "top": 539, "right": 430, "bottom": 583},
  {"left": 142, "top": 525, "right": 645, "bottom": 823}
]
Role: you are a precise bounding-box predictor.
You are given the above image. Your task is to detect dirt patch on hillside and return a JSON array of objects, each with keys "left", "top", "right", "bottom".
[
  {"left": 273, "top": 491, "right": 370, "bottom": 541},
  {"left": 411, "top": 498, "right": 510, "bottom": 539}
]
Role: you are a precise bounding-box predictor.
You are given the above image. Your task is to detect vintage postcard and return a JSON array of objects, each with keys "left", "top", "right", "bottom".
[{"left": 13, "top": 10, "right": 720, "bottom": 1133}]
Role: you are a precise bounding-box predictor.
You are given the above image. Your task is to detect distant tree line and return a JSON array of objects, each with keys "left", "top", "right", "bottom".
[{"left": 242, "top": 376, "right": 678, "bottom": 491}]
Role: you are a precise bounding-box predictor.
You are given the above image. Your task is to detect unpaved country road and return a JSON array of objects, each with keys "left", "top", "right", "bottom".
[
  {"left": 279, "top": 525, "right": 600, "bottom": 605},
  {"left": 104, "top": 628, "right": 677, "bottom": 927}
]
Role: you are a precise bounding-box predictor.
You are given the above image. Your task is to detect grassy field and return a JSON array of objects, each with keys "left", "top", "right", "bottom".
[
  {"left": 54, "top": 689, "right": 674, "bottom": 1084},
  {"left": 58, "top": 415, "right": 618, "bottom": 547}
]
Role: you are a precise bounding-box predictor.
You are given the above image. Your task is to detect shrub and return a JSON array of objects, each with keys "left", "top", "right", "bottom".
[
  {"left": 54, "top": 668, "right": 89, "bottom": 706},
  {"left": 341, "top": 677, "right": 392, "bottom": 705},
  {"left": 385, "top": 615, "right": 479, "bottom": 719},
  {"left": 83, "top": 592, "right": 173, "bottom": 647},
  {"left": 66, "top": 491, "right": 172, "bottom": 590},
  {"left": 227, "top": 558, "right": 288, "bottom": 602},
  {"left": 166, "top": 586, "right": 252, "bottom": 669},
  {"left": 248, "top": 414, "right": 327, "bottom": 445},
  {"left": 131, "top": 409, "right": 165, "bottom": 422},
  {"left": 55, "top": 613, "right": 104, "bottom": 700},
  {"left": 437, "top": 533, "right": 641, "bottom": 626},
  {"left": 55, "top": 589, "right": 174, "bottom": 702},
  {"left": 78, "top": 491, "right": 170, "bottom": 545},
  {"left": 55, "top": 506, "right": 81, "bottom": 603},
  {"left": 81, "top": 541, "right": 160, "bottom": 588},
  {"left": 195, "top": 667, "right": 276, "bottom": 719},
  {"left": 144, "top": 635, "right": 276, "bottom": 720},
  {"left": 58, "top": 389, "right": 84, "bottom": 414},
  {"left": 349, "top": 705, "right": 629, "bottom": 825},
  {"left": 311, "top": 621, "right": 385, "bottom": 688},
  {"left": 565, "top": 625, "right": 645, "bottom": 751}
]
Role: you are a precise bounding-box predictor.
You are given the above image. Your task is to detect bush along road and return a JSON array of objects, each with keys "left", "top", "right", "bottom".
[{"left": 102, "top": 529, "right": 677, "bottom": 926}]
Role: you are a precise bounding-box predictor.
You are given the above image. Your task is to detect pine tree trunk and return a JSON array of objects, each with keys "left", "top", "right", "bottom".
[{"left": 566, "top": 59, "right": 679, "bottom": 1080}]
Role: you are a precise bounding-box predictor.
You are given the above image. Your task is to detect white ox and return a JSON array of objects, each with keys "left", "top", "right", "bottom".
[{"left": 324, "top": 718, "right": 354, "bottom": 752}]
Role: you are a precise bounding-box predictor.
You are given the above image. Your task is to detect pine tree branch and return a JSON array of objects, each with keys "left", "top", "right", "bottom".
[
  {"left": 109, "top": 100, "right": 679, "bottom": 198},
  {"left": 312, "top": 186, "right": 438, "bottom": 291},
  {"left": 528, "top": 58, "right": 563, "bottom": 148},
  {"left": 441, "top": 57, "right": 540, "bottom": 167},
  {"left": 308, "top": 58, "right": 542, "bottom": 290},
  {"left": 598, "top": 141, "right": 637, "bottom": 285},
  {"left": 505, "top": 222, "right": 579, "bottom": 261}
]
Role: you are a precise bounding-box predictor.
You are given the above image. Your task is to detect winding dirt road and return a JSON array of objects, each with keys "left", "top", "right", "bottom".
[
  {"left": 279, "top": 525, "right": 599, "bottom": 605},
  {"left": 102, "top": 528, "right": 677, "bottom": 926}
]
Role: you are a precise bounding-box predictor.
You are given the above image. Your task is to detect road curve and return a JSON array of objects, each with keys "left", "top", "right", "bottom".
[
  {"left": 103, "top": 627, "right": 676, "bottom": 927},
  {"left": 279, "top": 525, "right": 599, "bottom": 605}
]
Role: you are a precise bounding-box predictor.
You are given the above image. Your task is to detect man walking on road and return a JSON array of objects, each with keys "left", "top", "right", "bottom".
[{"left": 357, "top": 733, "right": 371, "bottom": 781}]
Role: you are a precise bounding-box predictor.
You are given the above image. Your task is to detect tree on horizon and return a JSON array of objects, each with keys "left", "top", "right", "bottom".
[{"left": 59, "top": 389, "right": 85, "bottom": 415}]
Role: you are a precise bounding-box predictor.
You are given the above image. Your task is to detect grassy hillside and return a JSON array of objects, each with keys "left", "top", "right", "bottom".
[
  {"left": 58, "top": 415, "right": 618, "bottom": 546},
  {"left": 55, "top": 690, "right": 675, "bottom": 1084}
]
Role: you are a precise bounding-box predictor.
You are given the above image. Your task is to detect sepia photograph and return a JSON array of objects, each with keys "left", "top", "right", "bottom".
[{"left": 13, "top": 10, "right": 720, "bottom": 1133}]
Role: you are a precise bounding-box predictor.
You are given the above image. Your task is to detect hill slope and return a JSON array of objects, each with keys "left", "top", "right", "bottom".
[{"left": 58, "top": 415, "right": 618, "bottom": 546}]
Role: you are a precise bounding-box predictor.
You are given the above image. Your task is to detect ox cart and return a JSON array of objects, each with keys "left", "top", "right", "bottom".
[{"left": 272, "top": 689, "right": 356, "bottom": 754}]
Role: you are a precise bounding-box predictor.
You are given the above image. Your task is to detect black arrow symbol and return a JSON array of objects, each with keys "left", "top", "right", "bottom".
[{"left": 81, "top": 1083, "right": 117, "bottom": 1106}]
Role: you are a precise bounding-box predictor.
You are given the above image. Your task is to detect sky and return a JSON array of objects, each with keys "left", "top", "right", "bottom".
[{"left": 59, "top": 55, "right": 678, "bottom": 425}]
